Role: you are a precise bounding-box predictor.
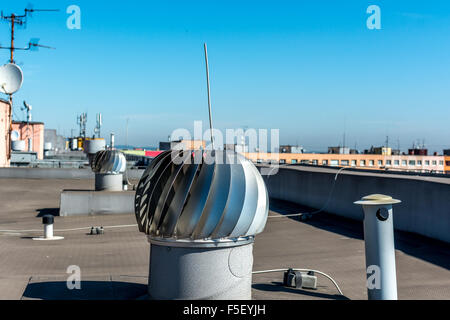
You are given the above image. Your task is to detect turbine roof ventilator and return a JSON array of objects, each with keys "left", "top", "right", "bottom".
[
  {"left": 91, "top": 150, "right": 127, "bottom": 175},
  {"left": 134, "top": 150, "right": 269, "bottom": 241}
]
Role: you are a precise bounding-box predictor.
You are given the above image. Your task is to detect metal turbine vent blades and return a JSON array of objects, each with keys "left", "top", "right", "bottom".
[
  {"left": 134, "top": 150, "right": 269, "bottom": 240},
  {"left": 0, "top": 63, "right": 23, "bottom": 94},
  {"left": 91, "top": 150, "right": 126, "bottom": 174}
]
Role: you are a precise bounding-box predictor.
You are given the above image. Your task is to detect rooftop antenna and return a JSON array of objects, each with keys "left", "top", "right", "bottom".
[
  {"left": 77, "top": 113, "right": 87, "bottom": 138},
  {"left": 0, "top": 4, "right": 58, "bottom": 64},
  {"left": 23, "top": 100, "right": 32, "bottom": 122},
  {"left": 126, "top": 118, "right": 129, "bottom": 149},
  {"left": 94, "top": 113, "right": 102, "bottom": 138},
  {"left": 0, "top": 54, "right": 24, "bottom": 160},
  {"left": 204, "top": 43, "right": 215, "bottom": 149},
  {"left": 0, "top": 5, "right": 57, "bottom": 160},
  {"left": 342, "top": 116, "right": 347, "bottom": 149},
  {"left": 22, "top": 100, "right": 33, "bottom": 151}
]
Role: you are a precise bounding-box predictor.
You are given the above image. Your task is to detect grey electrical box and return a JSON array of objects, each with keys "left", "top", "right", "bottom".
[{"left": 283, "top": 269, "right": 317, "bottom": 290}]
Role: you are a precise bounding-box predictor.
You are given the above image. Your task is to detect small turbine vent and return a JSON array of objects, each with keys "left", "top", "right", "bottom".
[{"left": 91, "top": 150, "right": 126, "bottom": 174}]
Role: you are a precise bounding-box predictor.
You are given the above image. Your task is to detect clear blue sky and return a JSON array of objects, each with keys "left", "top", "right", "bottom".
[{"left": 1, "top": 0, "right": 449, "bottom": 153}]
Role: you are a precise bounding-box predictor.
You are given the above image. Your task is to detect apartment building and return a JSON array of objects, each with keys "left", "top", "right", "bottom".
[{"left": 243, "top": 152, "right": 447, "bottom": 174}]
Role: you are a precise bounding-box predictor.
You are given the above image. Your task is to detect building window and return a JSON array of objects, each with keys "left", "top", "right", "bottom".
[
  {"left": 291, "top": 159, "right": 297, "bottom": 164},
  {"left": 432, "top": 160, "right": 437, "bottom": 165},
  {"left": 402, "top": 160, "right": 407, "bottom": 166},
  {"left": 360, "top": 160, "right": 366, "bottom": 166},
  {"left": 369, "top": 160, "right": 374, "bottom": 166},
  {"left": 301, "top": 160, "right": 310, "bottom": 164},
  {"left": 409, "top": 160, "right": 416, "bottom": 166},
  {"left": 280, "top": 159, "right": 286, "bottom": 164},
  {"left": 341, "top": 160, "right": 349, "bottom": 166},
  {"left": 312, "top": 160, "right": 318, "bottom": 165},
  {"left": 351, "top": 160, "right": 357, "bottom": 166},
  {"left": 386, "top": 160, "right": 392, "bottom": 166},
  {"left": 322, "top": 160, "right": 328, "bottom": 165},
  {"left": 439, "top": 161, "right": 444, "bottom": 165},
  {"left": 378, "top": 160, "right": 383, "bottom": 166},
  {"left": 394, "top": 160, "right": 399, "bottom": 166},
  {"left": 417, "top": 160, "right": 422, "bottom": 166},
  {"left": 330, "top": 160, "right": 339, "bottom": 166},
  {"left": 446, "top": 161, "right": 450, "bottom": 166},
  {"left": 425, "top": 160, "right": 430, "bottom": 166}
]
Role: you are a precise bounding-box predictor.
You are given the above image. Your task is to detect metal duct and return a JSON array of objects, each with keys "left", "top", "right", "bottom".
[
  {"left": 91, "top": 150, "right": 127, "bottom": 175},
  {"left": 135, "top": 150, "right": 269, "bottom": 240}
]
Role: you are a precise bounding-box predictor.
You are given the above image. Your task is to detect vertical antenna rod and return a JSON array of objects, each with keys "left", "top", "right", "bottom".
[
  {"left": 10, "top": 14, "right": 15, "bottom": 63},
  {"left": 204, "top": 43, "right": 215, "bottom": 149}
]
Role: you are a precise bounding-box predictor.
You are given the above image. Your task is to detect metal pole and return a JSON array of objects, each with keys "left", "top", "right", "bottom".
[
  {"left": 204, "top": 43, "right": 215, "bottom": 149},
  {"left": 7, "top": 95, "right": 13, "bottom": 160},
  {"left": 10, "top": 14, "right": 15, "bottom": 63},
  {"left": 126, "top": 118, "right": 129, "bottom": 149},
  {"left": 110, "top": 133, "right": 115, "bottom": 150}
]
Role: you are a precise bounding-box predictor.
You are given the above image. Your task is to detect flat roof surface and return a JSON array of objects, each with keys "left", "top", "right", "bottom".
[{"left": 0, "top": 178, "right": 449, "bottom": 300}]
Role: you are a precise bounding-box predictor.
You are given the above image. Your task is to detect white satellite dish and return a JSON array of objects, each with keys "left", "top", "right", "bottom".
[
  {"left": 11, "top": 130, "right": 20, "bottom": 142},
  {"left": 0, "top": 63, "right": 24, "bottom": 95}
]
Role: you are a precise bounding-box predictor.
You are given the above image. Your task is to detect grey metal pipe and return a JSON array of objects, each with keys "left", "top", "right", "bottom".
[{"left": 355, "top": 194, "right": 401, "bottom": 300}]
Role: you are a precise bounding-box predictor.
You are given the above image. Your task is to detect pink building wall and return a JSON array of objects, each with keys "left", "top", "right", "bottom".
[
  {"left": 0, "top": 99, "right": 11, "bottom": 167},
  {"left": 11, "top": 121, "right": 45, "bottom": 160}
]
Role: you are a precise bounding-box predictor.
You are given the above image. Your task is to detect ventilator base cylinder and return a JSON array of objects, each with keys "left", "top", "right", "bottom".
[
  {"left": 148, "top": 238, "right": 254, "bottom": 300},
  {"left": 95, "top": 173, "right": 123, "bottom": 191}
]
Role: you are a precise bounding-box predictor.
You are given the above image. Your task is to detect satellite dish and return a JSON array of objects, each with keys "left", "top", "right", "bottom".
[
  {"left": 0, "top": 63, "right": 23, "bottom": 94},
  {"left": 11, "top": 130, "right": 20, "bottom": 141}
]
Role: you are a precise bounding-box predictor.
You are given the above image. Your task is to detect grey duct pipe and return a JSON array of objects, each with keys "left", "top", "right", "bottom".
[{"left": 355, "top": 194, "right": 401, "bottom": 300}]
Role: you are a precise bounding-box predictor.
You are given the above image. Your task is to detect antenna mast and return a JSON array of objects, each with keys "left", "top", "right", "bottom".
[
  {"left": 204, "top": 43, "right": 215, "bottom": 149},
  {"left": 0, "top": 6, "right": 58, "bottom": 63},
  {"left": 77, "top": 113, "right": 87, "bottom": 138},
  {"left": 94, "top": 113, "right": 102, "bottom": 138},
  {"left": 0, "top": 6, "right": 58, "bottom": 160}
]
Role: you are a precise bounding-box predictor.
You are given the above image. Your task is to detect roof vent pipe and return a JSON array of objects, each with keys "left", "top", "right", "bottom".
[
  {"left": 355, "top": 194, "right": 401, "bottom": 300},
  {"left": 91, "top": 150, "right": 127, "bottom": 191},
  {"left": 32, "top": 215, "right": 64, "bottom": 241}
]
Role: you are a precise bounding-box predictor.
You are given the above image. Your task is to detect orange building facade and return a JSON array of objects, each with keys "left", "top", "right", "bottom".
[
  {"left": 445, "top": 156, "right": 450, "bottom": 174},
  {"left": 243, "top": 152, "right": 447, "bottom": 174}
]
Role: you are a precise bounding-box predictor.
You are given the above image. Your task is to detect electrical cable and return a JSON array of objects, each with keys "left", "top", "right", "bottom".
[
  {"left": 0, "top": 224, "right": 138, "bottom": 234},
  {"left": 252, "top": 268, "right": 344, "bottom": 295},
  {"left": 266, "top": 165, "right": 349, "bottom": 219}
]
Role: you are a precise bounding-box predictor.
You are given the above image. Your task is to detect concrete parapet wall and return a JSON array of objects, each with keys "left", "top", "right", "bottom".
[
  {"left": 60, "top": 190, "right": 135, "bottom": 216},
  {"left": 0, "top": 167, "right": 144, "bottom": 180},
  {"left": 259, "top": 165, "right": 450, "bottom": 243},
  {"left": 0, "top": 167, "right": 94, "bottom": 179}
]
